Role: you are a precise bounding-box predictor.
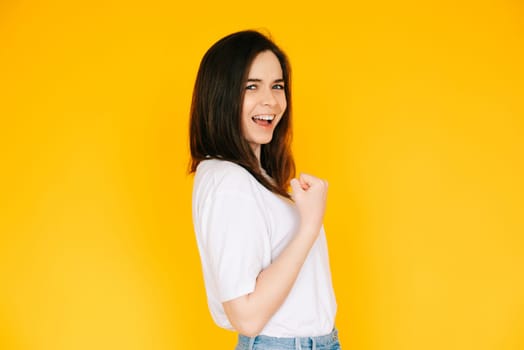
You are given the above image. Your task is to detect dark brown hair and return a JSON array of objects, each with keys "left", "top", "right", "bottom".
[{"left": 189, "top": 30, "right": 295, "bottom": 198}]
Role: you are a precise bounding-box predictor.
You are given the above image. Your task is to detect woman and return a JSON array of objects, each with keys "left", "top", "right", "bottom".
[{"left": 190, "top": 30, "right": 340, "bottom": 350}]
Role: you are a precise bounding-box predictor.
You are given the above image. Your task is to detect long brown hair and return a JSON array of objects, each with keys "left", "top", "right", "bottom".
[{"left": 189, "top": 30, "right": 295, "bottom": 198}]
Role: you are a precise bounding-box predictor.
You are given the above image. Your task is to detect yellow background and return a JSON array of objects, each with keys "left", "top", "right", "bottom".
[{"left": 1, "top": 0, "right": 523, "bottom": 349}]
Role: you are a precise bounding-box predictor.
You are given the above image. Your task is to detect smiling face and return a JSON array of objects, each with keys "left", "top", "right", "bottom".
[{"left": 241, "top": 50, "right": 287, "bottom": 160}]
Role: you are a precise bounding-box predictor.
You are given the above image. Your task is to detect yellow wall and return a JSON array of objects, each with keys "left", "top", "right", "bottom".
[{"left": 1, "top": 0, "right": 523, "bottom": 349}]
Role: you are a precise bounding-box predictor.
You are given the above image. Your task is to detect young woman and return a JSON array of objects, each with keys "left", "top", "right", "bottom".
[{"left": 190, "top": 30, "right": 340, "bottom": 350}]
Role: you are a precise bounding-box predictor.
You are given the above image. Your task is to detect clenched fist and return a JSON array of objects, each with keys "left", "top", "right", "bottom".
[{"left": 290, "top": 173, "right": 328, "bottom": 238}]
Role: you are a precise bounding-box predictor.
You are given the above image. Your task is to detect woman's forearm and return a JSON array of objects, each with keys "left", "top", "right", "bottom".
[{"left": 222, "top": 224, "right": 320, "bottom": 337}]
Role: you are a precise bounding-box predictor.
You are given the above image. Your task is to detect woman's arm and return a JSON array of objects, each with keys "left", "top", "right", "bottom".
[{"left": 222, "top": 173, "right": 328, "bottom": 337}]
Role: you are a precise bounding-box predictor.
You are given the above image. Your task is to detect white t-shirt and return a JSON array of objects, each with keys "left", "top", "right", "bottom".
[{"left": 192, "top": 159, "right": 337, "bottom": 337}]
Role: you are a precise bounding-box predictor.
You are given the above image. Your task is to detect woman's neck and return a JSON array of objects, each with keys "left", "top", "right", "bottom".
[{"left": 250, "top": 143, "right": 261, "bottom": 164}]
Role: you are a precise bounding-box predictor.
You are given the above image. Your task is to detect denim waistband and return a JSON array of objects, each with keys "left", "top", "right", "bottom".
[{"left": 236, "top": 327, "right": 339, "bottom": 350}]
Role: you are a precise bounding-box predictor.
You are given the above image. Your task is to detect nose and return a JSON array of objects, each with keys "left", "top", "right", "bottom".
[{"left": 261, "top": 87, "right": 278, "bottom": 107}]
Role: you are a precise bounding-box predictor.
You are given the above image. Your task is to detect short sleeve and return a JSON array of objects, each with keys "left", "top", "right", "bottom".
[{"left": 200, "top": 190, "right": 269, "bottom": 302}]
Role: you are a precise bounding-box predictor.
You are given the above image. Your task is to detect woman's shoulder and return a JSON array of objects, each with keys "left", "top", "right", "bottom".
[
  {"left": 195, "top": 159, "right": 256, "bottom": 193},
  {"left": 196, "top": 158, "right": 250, "bottom": 178}
]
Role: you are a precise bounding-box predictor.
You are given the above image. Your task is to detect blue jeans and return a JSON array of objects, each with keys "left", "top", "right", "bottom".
[{"left": 235, "top": 328, "right": 341, "bottom": 350}]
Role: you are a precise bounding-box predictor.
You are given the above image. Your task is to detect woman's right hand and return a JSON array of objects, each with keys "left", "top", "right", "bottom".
[{"left": 290, "top": 173, "right": 328, "bottom": 237}]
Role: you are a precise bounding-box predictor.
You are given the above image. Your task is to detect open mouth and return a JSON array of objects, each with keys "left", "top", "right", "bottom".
[{"left": 252, "top": 114, "right": 275, "bottom": 126}]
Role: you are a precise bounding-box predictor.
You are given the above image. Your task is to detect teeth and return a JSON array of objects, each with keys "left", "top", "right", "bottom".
[{"left": 253, "top": 115, "right": 275, "bottom": 121}]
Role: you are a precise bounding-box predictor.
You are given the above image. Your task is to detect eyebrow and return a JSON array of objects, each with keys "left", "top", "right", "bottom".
[{"left": 246, "top": 78, "right": 285, "bottom": 83}]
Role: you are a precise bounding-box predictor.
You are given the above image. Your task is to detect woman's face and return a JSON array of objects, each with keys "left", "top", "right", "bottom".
[{"left": 241, "top": 50, "right": 287, "bottom": 158}]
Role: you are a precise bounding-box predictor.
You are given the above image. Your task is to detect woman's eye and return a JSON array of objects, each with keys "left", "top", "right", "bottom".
[
  {"left": 245, "top": 84, "right": 257, "bottom": 90},
  {"left": 273, "top": 84, "right": 285, "bottom": 90}
]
